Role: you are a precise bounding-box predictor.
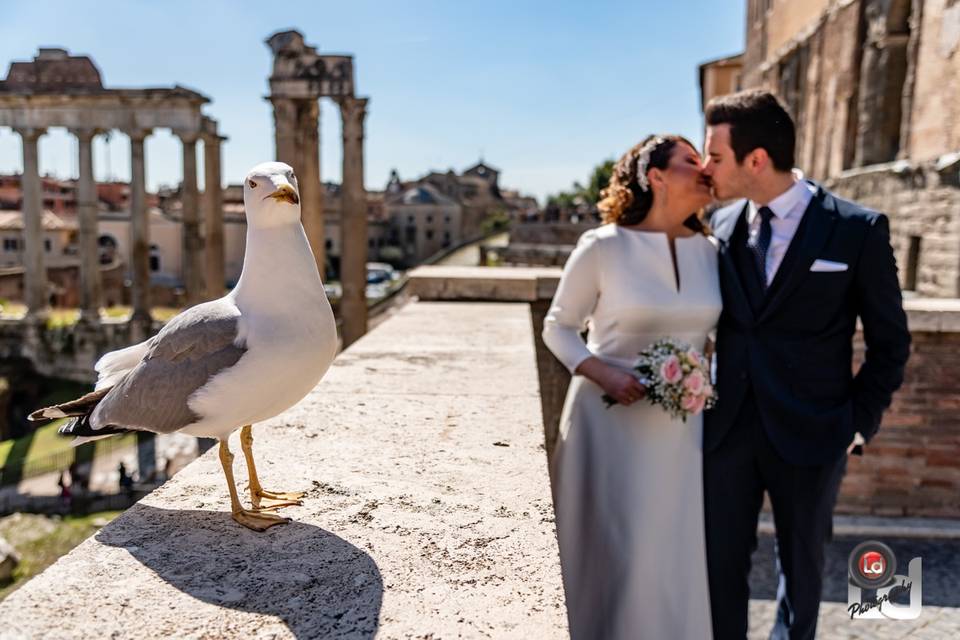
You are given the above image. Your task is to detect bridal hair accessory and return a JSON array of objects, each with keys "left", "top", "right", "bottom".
[{"left": 635, "top": 136, "right": 666, "bottom": 192}]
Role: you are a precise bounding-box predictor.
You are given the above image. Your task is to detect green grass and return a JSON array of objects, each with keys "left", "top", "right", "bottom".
[
  {"left": 0, "top": 377, "right": 135, "bottom": 472},
  {"left": 0, "top": 511, "right": 123, "bottom": 601},
  {"left": 0, "top": 422, "right": 135, "bottom": 470}
]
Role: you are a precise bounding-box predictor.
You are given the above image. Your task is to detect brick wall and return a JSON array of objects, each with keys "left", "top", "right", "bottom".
[{"left": 840, "top": 330, "right": 960, "bottom": 517}]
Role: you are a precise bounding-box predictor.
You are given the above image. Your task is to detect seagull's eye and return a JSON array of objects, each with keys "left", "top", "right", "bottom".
[{"left": 248, "top": 180, "right": 258, "bottom": 189}]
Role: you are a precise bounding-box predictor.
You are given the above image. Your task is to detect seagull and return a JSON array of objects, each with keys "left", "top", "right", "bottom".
[{"left": 29, "top": 162, "right": 339, "bottom": 531}]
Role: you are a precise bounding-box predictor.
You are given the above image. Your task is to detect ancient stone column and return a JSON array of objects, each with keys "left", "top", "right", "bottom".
[
  {"left": 202, "top": 124, "right": 226, "bottom": 299},
  {"left": 127, "top": 128, "right": 152, "bottom": 333},
  {"left": 270, "top": 97, "right": 300, "bottom": 170},
  {"left": 270, "top": 97, "right": 324, "bottom": 275},
  {"left": 178, "top": 132, "right": 204, "bottom": 306},
  {"left": 16, "top": 127, "right": 47, "bottom": 317},
  {"left": 297, "top": 99, "right": 325, "bottom": 278},
  {"left": 338, "top": 96, "right": 369, "bottom": 347},
  {"left": 73, "top": 127, "right": 102, "bottom": 323}
]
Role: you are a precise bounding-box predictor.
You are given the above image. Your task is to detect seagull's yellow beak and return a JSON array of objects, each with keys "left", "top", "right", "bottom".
[{"left": 268, "top": 183, "right": 299, "bottom": 205}]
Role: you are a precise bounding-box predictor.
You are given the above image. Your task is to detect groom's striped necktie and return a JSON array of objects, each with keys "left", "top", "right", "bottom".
[{"left": 748, "top": 206, "right": 775, "bottom": 290}]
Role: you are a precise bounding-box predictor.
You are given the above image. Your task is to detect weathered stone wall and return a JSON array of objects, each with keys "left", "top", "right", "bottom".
[
  {"left": 908, "top": 0, "right": 960, "bottom": 160},
  {"left": 741, "top": 0, "right": 863, "bottom": 180},
  {"left": 499, "top": 222, "right": 597, "bottom": 267},
  {"left": 764, "top": 0, "right": 836, "bottom": 61},
  {"left": 0, "top": 260, "right": 124, "bottom": 308},
  {"left": 508, "top": 222, "right": 596, "bottom": 245},
  {"left": 827, "top": 158, "right": 960, "bottom": 298},
  {"left": 741, "top": 0, "right": 960, "bottom": 177},
  {"left": 819, "top": 1, "right": 869, "bottom": 176},
  {"left": 0, "top": 315, "right": 147, "bottom": 384}
]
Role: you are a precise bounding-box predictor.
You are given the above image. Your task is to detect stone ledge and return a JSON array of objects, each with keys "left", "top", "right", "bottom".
[
  {"left": 410, "top": 266, "right": 960, "bottom": 333},
  {"left": 902, "top": 297, "right": 960, "bottom": 332},
  {"left": 0, "top": 301, "right": 567, "bottom": 639},
  {"left": 408, "top": 265, "right": 561, "bottom": 302}
]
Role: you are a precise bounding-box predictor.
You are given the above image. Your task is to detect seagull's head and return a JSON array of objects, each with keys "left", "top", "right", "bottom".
[{"left": 243, "top": 162, "right": 301, "bottom": 228}]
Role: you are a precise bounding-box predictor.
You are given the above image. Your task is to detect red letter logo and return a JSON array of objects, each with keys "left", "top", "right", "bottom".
[{"left": 859, "top": 551, "right": 886, "bottom": 578}]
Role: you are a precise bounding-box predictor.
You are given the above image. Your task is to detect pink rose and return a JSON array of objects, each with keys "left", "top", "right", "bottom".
[
  {"left": 682, "top": 393, "right": 707, "bottom": 415},
  {"left": 659, "top": 355, "right": 683, "bottom": 384},
  {"left": 702, "top": 383, "right": 714, "bottom": 398},
  {"left": 683, "top": 370, "right": 705, "bottom": 395},
  {"left": 686, "top": 348, "right": 702, "bottom": 367},
  {"left": 690, "top": 395, "right": 707, "bottom": 415}
]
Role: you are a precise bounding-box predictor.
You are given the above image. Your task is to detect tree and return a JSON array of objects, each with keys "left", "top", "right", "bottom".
[
  {"left": 547, "top": 159, "right": 615, "bottom": 208},
  {"left": 582, "top": 160, "right": 615, "bottom": 204}
]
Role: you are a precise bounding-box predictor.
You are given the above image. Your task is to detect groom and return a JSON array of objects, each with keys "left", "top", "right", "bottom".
[{"left": 700, "top": 90, "right": 911, "bottom": 639}]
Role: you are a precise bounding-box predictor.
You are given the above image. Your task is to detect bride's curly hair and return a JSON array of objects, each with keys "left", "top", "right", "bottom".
[{"left": 597, "top": 134, "right": 710, "bottom": 235}]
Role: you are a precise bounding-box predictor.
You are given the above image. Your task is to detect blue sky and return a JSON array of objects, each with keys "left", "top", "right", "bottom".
[{"left": 0, "top": 1, "right": 745, "bottom": 203}]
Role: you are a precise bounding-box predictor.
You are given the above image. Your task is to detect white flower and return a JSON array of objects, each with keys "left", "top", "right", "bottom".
[{"left": 635, "top": 137, "right": 665, "bottom": 192}]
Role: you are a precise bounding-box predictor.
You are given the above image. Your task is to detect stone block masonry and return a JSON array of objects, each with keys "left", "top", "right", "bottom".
[{"left": 0, "top": 300, "right": 567, "bottom": 638}]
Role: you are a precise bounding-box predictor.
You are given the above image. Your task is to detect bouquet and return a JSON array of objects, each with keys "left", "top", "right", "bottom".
[{"left": 602, "top": 338, "right": 717, "bottom": 421}]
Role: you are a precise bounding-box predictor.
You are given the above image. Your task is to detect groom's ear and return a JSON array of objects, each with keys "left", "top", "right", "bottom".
[{"left": 745, "top": 147, "right": 771, "bottom": 174}]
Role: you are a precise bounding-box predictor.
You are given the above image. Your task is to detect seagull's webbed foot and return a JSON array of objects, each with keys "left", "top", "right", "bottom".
[
  {"left": 240, "top": 424, "right": 306, "bottom": 512},
  {"left": 252, "top": 489, "right": 306, "bottom": 512},
  {"left": 219, "top": 439, "right": 290, "bottom": 532},
  {"left": 232, "top": 507, "right": 290, "bottom": 531}
]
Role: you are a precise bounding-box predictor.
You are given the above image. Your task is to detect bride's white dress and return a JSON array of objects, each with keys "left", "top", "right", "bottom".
[{"left": 542, "top": 223, "right": 721, "bottom": 640}]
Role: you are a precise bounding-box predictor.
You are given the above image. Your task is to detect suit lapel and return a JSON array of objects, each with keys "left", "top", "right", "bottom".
[
  {"left": 713, "top": 202, "right": 754, "bottom": 321},
  {"left": 758, "top": 187, "right": 837, "bottom": 322}
]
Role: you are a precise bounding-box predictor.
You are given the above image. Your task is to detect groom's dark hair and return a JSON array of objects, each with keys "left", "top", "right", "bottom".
[{"left": 705, "top": 90, "right": 795, "bottom": 172}]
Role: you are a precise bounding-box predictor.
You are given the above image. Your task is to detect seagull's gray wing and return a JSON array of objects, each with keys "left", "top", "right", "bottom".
[{"left": 89, "top": 298, "right": 247, "bottom": 434}]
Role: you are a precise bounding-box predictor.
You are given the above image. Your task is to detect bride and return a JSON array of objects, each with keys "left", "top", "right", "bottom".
[{"left": 543, "top": 135, "right": 719, "bottom": 639}]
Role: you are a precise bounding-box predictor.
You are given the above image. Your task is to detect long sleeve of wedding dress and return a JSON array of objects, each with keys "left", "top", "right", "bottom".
[{"left": 542, "top": 231, "right": 599, "bottom": 373}]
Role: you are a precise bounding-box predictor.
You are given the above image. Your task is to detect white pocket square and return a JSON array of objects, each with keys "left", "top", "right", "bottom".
[{"left": 810, "top": 259, "right": 848, "bottom": 272}]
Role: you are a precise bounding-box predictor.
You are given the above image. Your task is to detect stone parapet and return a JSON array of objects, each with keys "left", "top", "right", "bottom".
[
  {"left": 0, "top": 300, "right": 567, "bottom": 638},
  {"left": 408, "top": 265, "right": 561, "bottom": 302}
]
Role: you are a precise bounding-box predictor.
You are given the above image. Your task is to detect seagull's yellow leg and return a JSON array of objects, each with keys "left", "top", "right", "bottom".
[
  {"left": 240, "top": 424, "right": 305, "bottom": 511},
  {"left": 218, "top": 439, "right": 289, "bottom": 531}
]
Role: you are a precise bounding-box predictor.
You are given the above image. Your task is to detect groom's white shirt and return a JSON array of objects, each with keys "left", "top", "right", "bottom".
[{"left": 746, "top": 169, "right": 816, "bottom": 285}]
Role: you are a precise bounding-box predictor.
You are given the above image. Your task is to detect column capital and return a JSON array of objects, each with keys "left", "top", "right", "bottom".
[
  {"left": 14, "top": 127, "right": 46, "bottom": 142},
  {"left": 337, "top": 96, "right": 370, "bottom": 118},
  {"left": 124, "top": 128, "right": 153, "bottom": 142},
  {"left": 176, "top": 130, "right": 201, "bottom": 145},
  {"left": 201, "top": 131, "right": 228, "bottom": 145},
  {"left": 201, "top": 117, "right": 228, "bottom": 145},
  {"left": 70, "top": 127, "right": 102, "bottom": 143}
]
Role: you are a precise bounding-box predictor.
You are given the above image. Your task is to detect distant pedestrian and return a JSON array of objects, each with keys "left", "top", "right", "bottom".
[
  {"left": 57, "top": 470, "right": 72, "bottom": 511},
  {"left": 117, "top": 462, "right": 134, "bottom": 496}
]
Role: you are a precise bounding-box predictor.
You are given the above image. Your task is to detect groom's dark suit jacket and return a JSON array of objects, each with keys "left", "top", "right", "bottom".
[{"left": 706, "top": 183, "right": 911, "bottom": 466}]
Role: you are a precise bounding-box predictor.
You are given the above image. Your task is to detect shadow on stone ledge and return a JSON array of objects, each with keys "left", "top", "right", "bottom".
[{"left": 96, "top": 505, "right": 382, "bottom": 638}]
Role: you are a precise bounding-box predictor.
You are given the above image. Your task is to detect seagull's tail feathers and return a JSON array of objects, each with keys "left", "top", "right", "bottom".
[
  {"left": 30, "top": 387, "right": 133, "bottom": 445},
  {"left": 58, "top": 412, "right": 130, "bottom": 444},
  {"left": 94, "top": 339, "right": 151, "bottom": 390},
  {"left": 28, "top": 388, "right": 112, "bottom": 422}
]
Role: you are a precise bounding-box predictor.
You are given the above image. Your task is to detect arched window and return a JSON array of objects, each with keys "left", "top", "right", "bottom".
[{"left": 98, "top": 234, "right": 118, "bottom": 265}]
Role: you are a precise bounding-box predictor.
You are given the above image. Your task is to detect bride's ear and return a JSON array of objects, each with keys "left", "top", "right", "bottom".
[{"left": 648, "top": 168, "right": 667, "bottom": 193}]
